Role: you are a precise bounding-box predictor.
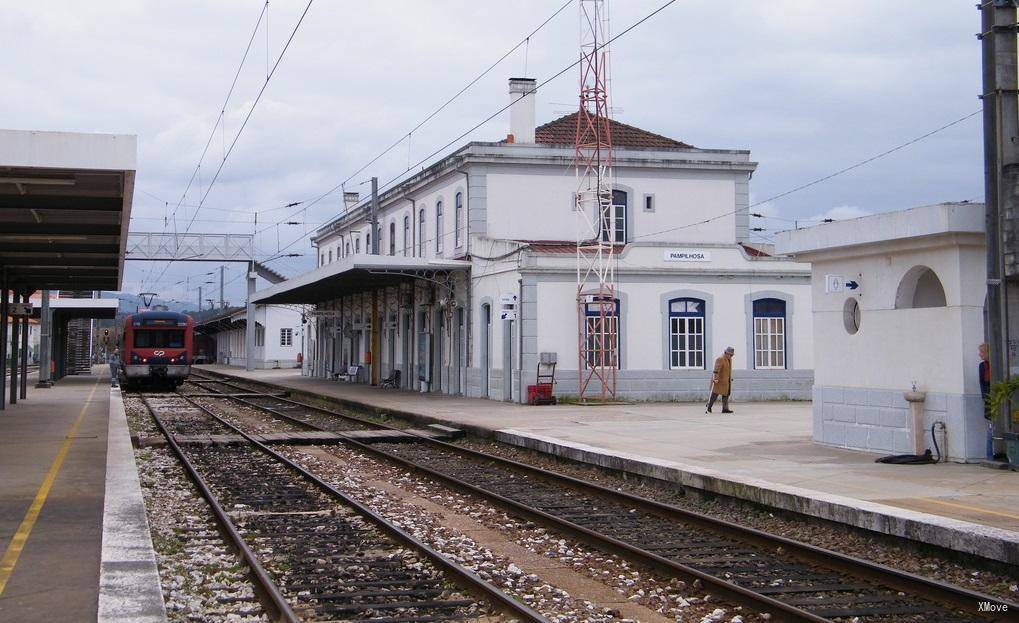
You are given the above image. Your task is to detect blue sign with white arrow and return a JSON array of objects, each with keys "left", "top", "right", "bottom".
[{"left": 846, "top": 280, "right": 860, "bottom": 290}]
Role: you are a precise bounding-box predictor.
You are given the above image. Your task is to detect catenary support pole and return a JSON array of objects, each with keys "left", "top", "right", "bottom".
[
  {"left": 219, "top": 265, "right": 225, "bottom": 309},
  {"left": 0, "top": 277, "right": 7, "bottom": 411},
  {"left": 371, "top": 177, "right": 380, "bottom": 255},
  {"left": 19, "top": 291, "right": 29, "bottom": 399},
  {"left": 245, "top": 261, "right": 256, "bottom": 371},
  {"left": 37, "top": 290, "right": 51, "bottom": 388},
  {"left": 981, "top": 0, "right": 1019, "bottom": 451},
  {"left": 9, "top": 290, "right": 20, "bottom": 405}
]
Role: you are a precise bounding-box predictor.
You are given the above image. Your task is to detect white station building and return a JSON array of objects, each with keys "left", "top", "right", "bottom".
[
  {"left": 195, "top": 304, "right": 304, "bottom": 370},
  {"left": 254, "top": 78, "right": 813, "bottom": 402}
]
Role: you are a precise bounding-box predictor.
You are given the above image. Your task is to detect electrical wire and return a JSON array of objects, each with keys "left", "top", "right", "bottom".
[
  {"left": 267, "top": 0, "right": 681, "bottom": 263},
  {"left": 145, "top": 1, "right": 315, "bottom": 291},
  {"left": 295, "top": 0, "right": 574, "bottom": 221}
]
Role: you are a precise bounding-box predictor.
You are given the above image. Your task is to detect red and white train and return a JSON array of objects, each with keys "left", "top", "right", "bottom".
[{"left": 121, "top": 311, "right": 195, "bottom": 389}]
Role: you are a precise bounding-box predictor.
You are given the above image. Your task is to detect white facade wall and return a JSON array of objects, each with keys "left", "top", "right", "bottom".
[{"left": 486, "top": 167, "right": 739, "bottom": 244}]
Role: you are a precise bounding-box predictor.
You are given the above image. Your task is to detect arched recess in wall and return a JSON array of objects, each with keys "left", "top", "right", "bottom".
[{"left": 894, "top": 265, "right": 947, "bottom": 309}]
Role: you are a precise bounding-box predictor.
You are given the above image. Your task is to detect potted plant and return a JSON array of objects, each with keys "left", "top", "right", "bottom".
[{"left": 985, "top": 377, "right": 1019, "bottom": 465}]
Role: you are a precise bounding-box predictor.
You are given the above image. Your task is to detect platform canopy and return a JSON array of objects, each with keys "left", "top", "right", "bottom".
[
  {"left": 251, "top": 256, "right": 471, "bottom": 304},
  {"left": 0, "top": 129, "right": 136, "bottom": 292},
  {"left": 30, "top": 297, "right": 120, "bottom": 320}
]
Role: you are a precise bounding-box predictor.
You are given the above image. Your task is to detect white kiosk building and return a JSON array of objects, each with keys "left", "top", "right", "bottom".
[{"left": 776, "top": 202, "right": 989, "bottom": 462}]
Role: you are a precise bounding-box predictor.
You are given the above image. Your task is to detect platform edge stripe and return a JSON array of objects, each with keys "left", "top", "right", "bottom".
[
  {"left": 97, "top": 387, "right": 167, "bottom": 623},
  {"left": 0, "top": 380, "right": 99, "bottom": 596},
  {"left": 494, "top": 429, "right": 1019, "bottom": 567}
]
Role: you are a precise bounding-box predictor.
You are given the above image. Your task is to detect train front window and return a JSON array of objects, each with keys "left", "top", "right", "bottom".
[{"left": 134, "top": 330, "right": 185, "bottom": 348}]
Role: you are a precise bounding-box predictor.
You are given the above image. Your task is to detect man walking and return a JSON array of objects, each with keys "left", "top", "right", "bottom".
[
  {"left": 108, "top": 348, "right": 121, "bottom": 388},
  {"left": 706, "top": 346, "right": 734, "bottom": 413}
]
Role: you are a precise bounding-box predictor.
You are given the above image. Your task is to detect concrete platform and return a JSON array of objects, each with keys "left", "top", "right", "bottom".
[
  {"left": 199, "top": 365, "right": 1019, "bottom": 566},
  {"left": 0, "top": 370, "right": 165, "bottom": 622}
]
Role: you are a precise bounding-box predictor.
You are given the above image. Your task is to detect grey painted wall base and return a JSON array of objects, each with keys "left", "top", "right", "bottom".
[
  {"left": 98, "top": 388, "right": 167, "bottom": 623},
  {"left": 813, "top": 385, "right": 986, "bottom": 462},
  {"left": 552, "top": 369, "right": 813, "bottom": 402},
  {"left": 495, "top": 429, "right": 1019, "bottom": 566}
]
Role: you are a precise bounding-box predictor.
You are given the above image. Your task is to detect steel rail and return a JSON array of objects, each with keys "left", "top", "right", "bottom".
[
  {"left": 140, "top": 395, "right": 301, "bottom": 623},
  {"left": 187, "top": 371, "right": 1019, "bottom": 622},
  {"left": 171, "top": 391, "right": 550, "bottom": 623}
]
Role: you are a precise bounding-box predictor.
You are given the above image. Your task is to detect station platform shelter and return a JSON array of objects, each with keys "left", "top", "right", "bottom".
[
  {"left": 202, "top": 363, "right": 1019, "bottom": 567},
  {"left": 0, "top": 129, "right": 164, "bottom": 621}
]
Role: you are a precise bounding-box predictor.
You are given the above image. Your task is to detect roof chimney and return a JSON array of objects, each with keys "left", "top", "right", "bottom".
[
  {"left": 343, "top": 191, "right": 359, "bottom": 211},
  {"left": 508, "top": 78, "right": 536, "bottom": 144}
]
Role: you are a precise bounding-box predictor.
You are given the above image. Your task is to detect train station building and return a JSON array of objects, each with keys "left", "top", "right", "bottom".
[{"left": 254, "top": 78, "right": 814, "bottom": 402}]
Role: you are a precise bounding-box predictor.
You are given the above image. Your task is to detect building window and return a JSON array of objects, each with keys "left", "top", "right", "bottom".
[
  {"left": 389, "top": 222, "right": 396, "bottom": 255},
  {"left": 328, "top": 249, "right": 332, "bottom": 263},
  {"left": 345, "top": 242, "right": 350, "bottom": 257},
  {"left": 255, "top": 325, "right": 265, "bottom": 347},
  {"left": 378, "top": 226, "right": 383, "bottom": 254},
  {"left": 601, "top": 189, "right": 627, "bottom": 244},
  {"left": 355, "top": 237, "right": 361, "bottom": 254},
  {"left": 583, "top": 297, "right": 619, "bottom": 369},
  {"left": 403, "top": 215, "right": 410, "bottom": 256},
  {"left": 643, "top": 193, "right": 655, "bottom": 213},
  {"left": 455, "top": 192, "right": 463, "bottom": 248},
  {"left": 669, "top": 297, "right": 705, "bottom": 369},
  {"left": 280, "top": 327, "right": 293, "bottom": 347},
  {"left": 365, "top": 232, "right": 371, "bottom": 254},
  {"left": 753, "top": 298, "right": 786, "bottom": 369},
  {"left": 418, "top": 208, "right": 426, "bottom": 256},
  {"left": 320, "top": 253, "right": 324, "bottom": 267},
  {"left": 435, "top": 200, "right": 444, "bottom": 253}
]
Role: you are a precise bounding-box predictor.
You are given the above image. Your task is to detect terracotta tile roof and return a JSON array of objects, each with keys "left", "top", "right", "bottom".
[
  {"left": 739, "top": 242, "right": 771, "bottom": 257},
  {"left": 516, "top": 240, "right": 623, "bottom": 255},
  {"left": 530, "top": 112, "right": 693, "bottom": 149}
]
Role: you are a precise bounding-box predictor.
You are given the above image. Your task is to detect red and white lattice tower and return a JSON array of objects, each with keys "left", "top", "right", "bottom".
[{"left": 575, "top": 0, "right": 617, "bottom": 402}]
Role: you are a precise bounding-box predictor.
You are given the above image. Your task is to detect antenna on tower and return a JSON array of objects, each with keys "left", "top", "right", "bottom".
[{"left": 574, "top": 0, "right": 617, "bottom": 403}]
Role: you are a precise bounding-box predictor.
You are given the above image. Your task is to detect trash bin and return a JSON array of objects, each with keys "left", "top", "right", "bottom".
[{"left": 1004, "top": 432, "right": 1019, "bottom": 466}]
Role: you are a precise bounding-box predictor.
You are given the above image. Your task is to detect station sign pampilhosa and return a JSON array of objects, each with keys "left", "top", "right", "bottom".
[{"left": 663, "top": 249, "right": 712, "bottom": 262}]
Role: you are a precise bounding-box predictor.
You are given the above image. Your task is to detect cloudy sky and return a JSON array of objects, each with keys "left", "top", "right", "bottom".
[{"left": 1, "top": 1, "right": 982, "bottom": 307}]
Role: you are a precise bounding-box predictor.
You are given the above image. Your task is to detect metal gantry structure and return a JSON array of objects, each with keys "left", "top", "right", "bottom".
[{"left": 575, "top": 0, "right": 618, "bottom": 402}]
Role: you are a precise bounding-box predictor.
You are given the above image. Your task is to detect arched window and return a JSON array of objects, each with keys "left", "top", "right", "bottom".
[
  {"left": 328, "top": 248, "right": 332, "bottom": 263},
  {"left": 601, "top": 189, "right": 628, "bottom": 244},
  {"left": 895, "top": 266, "right": 947, "bottom": 309},
  {"left": 668, "top": 298, "right": 705, "bottom": 369},
  {"left": 355, "top": 237, "right": 361, "bottom": 254},
  {"left": 320, "top": 252, "right": 325, "bottom": 267},
  {"left": 345, "top": 242, "right": 350, "bottom": 257},
  {"left": 418, "top": 209, "right": 426, "bottom": 256},
  {"left": 752, "top": 298, "right": 786, "bottom": 369},
  {"left": 435, "top": 200, "right": 444, "bottom": 253},
  {"left": 403, "top": 215, "right": 410, "bottom": 256},
  {"left": 455, "top": 192, "right": 464, "bottom": 248},
  {"left": 584, "top": 297, "right": 620, "bottom": 369},
  {"left": 389, "top": 222, "right": 396, "bottom": 255},
  {"left": 365, "top": 232, "right": 371, "bottom": 254}
]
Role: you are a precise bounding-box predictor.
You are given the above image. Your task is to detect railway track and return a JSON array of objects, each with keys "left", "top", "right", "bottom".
[
  {"left": 185, "top": 370, "right": 1019, "bottom": 623},
  {"left": 137, "top": 392, "right": 548, "bottom": 623}
]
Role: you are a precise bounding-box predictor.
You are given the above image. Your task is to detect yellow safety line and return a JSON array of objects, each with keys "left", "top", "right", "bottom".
[
  {"left": 915, "top": 497, "right": 1019, "bottom": 521},
  {"left": 0, "top": 380, "right": 100, "bottom": 597}
]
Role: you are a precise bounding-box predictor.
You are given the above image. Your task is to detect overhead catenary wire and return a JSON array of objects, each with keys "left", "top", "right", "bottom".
[
  {"left": 296, "top": 0, "right": 574, "bottom": 220},
  {"left": 145, "top": 0, "right": 315, "bottom": 291},
  {"left": 268, "top": 0, "right": 681, "bottom": 262}
]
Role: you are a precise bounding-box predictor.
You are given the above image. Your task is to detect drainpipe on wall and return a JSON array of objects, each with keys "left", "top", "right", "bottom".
[{"left": 455, "top": 166, "right": 472, "bottom": 371}]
